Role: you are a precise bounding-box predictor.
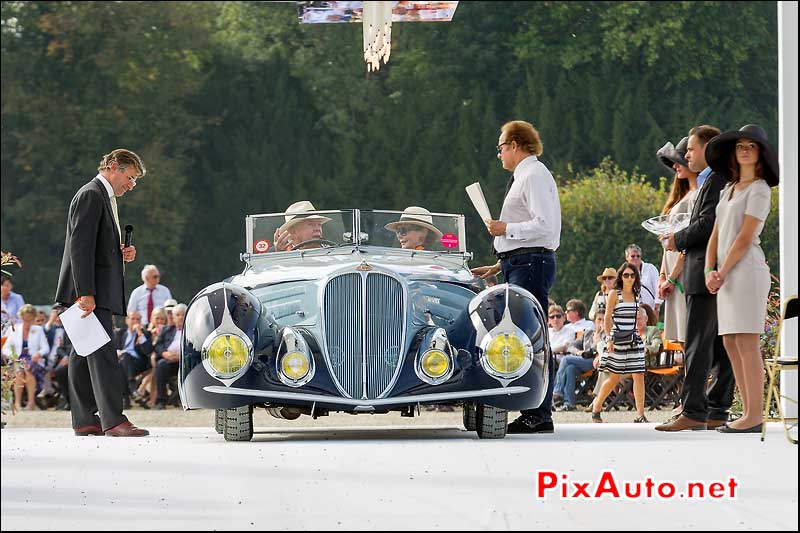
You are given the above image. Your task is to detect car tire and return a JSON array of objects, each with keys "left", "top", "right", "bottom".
[
  {"left": 214, "top": 408, "right": 225, "bottom": 434},
  {"left": 476, "top": 403, "right": 508, "bottom": 439},
  {"left": 223, "top": 405, "right": 254, "bottom": 441},
  {"left": 463, "top": 402, "right": 477, "bottom": 431}
]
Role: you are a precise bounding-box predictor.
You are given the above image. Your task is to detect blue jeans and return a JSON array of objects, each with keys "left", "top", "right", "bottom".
[
  {"left": 553, "top": 355, "right": 595, "bottom": 407},
  {"left": 501, "top": 250, "right": 557, "bottom": 422}
]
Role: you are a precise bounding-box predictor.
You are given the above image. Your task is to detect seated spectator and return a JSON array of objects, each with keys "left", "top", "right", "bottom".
[
  {"left": 640, "top": 304, "right": 663, "bottom": 367},
  {"left": 114, "top": 310, "right": 153, "bottom": 410},
  {"left": 40, "top": 305, "right": 67, "bottom": 399},
  {"left": 164, "top": 298, "right": 178, "bottom": 327},
  {"left": 1, "top": 275, "right": 25, "bottom": 331},
  {"left": 2, "top": 304, "right": 49, "bottom": 411},
  {"left": 565, "top": 299, "right": 594, "bottom": 335},
  {"left": 127, "top": 264, "right": 173, "bottom": 326},
  {"left": 589, "top": 267, "right": 617, "bottom": 320},
  {"left": 553, "top": 308, "right": 607, "bottom": 411},
  {"left": 135, "top": 306, "right": 169, "bottom": 408},
  {"left": 154, "top": 303, "right": 186, "bottom": 409},
  {"left": 547, "top": 304, "right": 576, "bottom": 365}
]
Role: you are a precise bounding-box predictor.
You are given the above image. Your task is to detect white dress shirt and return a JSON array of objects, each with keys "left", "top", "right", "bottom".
[
  {"left": 639, "top": 262, "right": 662, "bottom": 310},
  {"left": 494, "top": 155, "right": 561, "bottom": 253},
  {"left": 127, "top": 284, "right": 173, "bottom": 325}
]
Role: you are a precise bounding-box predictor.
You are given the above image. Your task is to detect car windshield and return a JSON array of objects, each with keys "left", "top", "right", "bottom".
[
  {"left": 248, "top": 210, "right": 356, "bottom": 254},
  {"left": 359, "top": 210, "right": 465, "bottom": 253},
  {"left": 246, "top": 209, "right": 465, "bottom": 255}
]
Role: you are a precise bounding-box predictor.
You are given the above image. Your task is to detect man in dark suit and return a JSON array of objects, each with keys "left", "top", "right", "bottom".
[
  {"left": 114, "top": 310, "right": 153, "bottom": 410},
  {"left": 55, "top": 148, "right": 149, "bottom": 437},
  {"left": 656, "top": 125, "right": 735, "bottom": 431}
]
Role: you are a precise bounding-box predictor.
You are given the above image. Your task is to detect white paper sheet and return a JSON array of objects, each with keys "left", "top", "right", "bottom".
[
  {"left": 59, "top": 302, "right": 111, "bottom": 357},
  {"left": 465, "top": 182, "right": 493, "bottom": 221}
]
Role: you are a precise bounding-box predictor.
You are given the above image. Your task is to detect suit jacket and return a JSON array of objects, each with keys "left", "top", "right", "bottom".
[
  {"left": 55, "top": 177, "right": 125, "bottom": 314},
  {"left": 153, "top": 325, "right": 179, "bottom": 361},
  {"left": 113, "top": 327, "right": 153, "bottom": 358},
  {"left": 674, "top": 170, "right": 727, "bottom": 295}
]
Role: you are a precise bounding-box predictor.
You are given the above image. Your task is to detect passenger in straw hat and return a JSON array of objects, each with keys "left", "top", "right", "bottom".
[
  {"left": 273, "top": 201, "right": 332, "bottom": 251},
  {"left": 384, "top": 206, "right": 443, "bottom": 250}
]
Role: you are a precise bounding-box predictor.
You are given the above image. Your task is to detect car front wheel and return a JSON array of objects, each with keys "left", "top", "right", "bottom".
[
  {"left": 475, "top": 403, "right": 507, "bottom": 439},
  {"left": 463, "top": 402, "right": 477, "bottom": 431},
  {"left": 223, "top": 405, "right": 254, "bottom": 441},
  {"left": 214, "top": 409, "right": 225, "bottom": 434}
]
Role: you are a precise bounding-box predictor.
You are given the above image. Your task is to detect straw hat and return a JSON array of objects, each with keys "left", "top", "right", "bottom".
[
  {"left": 279, "top": 201, "right": 332, "bottom": 232},
  {"left": 596, "top": 267, "right": 618, "bottom": 283},
  {"left": 384, "top": 206, "right": 443, "bottom": 238}
]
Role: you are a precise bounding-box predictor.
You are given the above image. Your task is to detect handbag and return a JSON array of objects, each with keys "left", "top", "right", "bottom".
[{"left": 611, "top": 295, "right": 639, "bottom": 345}]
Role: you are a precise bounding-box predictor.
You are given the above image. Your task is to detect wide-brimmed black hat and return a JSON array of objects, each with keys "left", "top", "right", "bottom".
[
  {"left": 656, "top": 136, "right": 690, "bottom": 171},
  {"left": 705, "top": 124, "right": 779, "bottom": 187}
]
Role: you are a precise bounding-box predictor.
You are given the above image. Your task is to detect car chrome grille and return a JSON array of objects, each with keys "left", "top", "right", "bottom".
[{"left": 323, "top": 272, "right": 405, "bottom": 399}]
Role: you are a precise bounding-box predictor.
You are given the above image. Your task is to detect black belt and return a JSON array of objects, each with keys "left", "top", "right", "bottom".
[{"left": 496, "top": 246, "right": 554, "bottom": 259}]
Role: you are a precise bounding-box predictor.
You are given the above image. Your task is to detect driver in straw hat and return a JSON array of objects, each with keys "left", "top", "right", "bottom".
[{"left": 273, "top": 201, "right": 332, "bottom": 251}]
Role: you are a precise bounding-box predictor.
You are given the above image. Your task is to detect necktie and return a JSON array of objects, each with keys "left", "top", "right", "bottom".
[
  {"left": 147, "top": 288, "right": 154, "bottom": 324},
  {"left": 109, "top": 195, "right": 122, "bottom": 243},
  {"left": 505, "top": 175, "right": 515, "bottom": 197}
]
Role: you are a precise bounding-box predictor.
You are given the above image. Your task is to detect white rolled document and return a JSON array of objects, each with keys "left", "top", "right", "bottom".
[
  {"left": 465, "top": 182, "right": 493, "bottom": 221},
  {"left": 59, "top": 302, "right": 112, "bottom": 357}
]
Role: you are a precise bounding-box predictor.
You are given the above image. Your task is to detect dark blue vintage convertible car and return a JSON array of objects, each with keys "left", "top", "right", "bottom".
[{"left": 179, "top": 208, "right": 551, "bottom": 440}]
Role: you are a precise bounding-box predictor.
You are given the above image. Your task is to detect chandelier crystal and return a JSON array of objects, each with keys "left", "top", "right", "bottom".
[{"left": 363, "top": 1, "right": 394, "bottom": 72}]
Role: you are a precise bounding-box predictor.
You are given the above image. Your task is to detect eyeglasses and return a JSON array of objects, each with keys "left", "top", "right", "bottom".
[
  {"left": 627, "top": 254, "right": 641, "bottom": 259},
  {"left": 549, "top": 314, "right": 563, "bottom": 319},
  {"left": 622, "top": 273, "right": 636, "bottom": 279},
  {"left": 603, "top": 276, "right": 615, "bottom": 281},
  {"left": 496, "top": 142, "right": 510, "bottom": 154},
  {"left": 394, "top": 225, "right": 421, "bottom": 236}
]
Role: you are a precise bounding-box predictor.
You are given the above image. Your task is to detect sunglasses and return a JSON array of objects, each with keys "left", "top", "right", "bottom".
[
  {"left": 496, "top": 141, "right": 510, "bottom": 154},
  {"left": 549, "top": 314, "right": 563, "bottom": 319},
  {"left": 602, "top": 276, "right": 615, "bottom": 281},
  {"left": 395, "top": 225, "right": 422, "bottom": 235},
  {"left": 622, "top": 273, "right": 636, "bottom": 279}
]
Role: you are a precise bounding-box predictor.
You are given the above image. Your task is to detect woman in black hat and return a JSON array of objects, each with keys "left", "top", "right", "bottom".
[
  {"left": 656, "top": 137, "right": 699, "bottom": 347},
  {"left": 703, "top": 124, "right": 778, "bottom": 434}
]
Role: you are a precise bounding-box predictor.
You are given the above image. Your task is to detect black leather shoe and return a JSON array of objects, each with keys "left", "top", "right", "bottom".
[
  {"left": 716, "top": 423, "right": 763, "bottom": 433},
  {"left": 122, "top": 398, "right": 132, "bottom": 410},
  {"left": 154, "top": 402, "right": 166, "bottom": 410},
  {"left": 507, "top": 416, "right": 555, "bottom": 434}
]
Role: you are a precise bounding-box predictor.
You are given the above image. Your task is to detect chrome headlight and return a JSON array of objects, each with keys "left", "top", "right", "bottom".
[
  {"left": 415, "top": 328, "right": 454, "bottom": 385},
  {"left": 277, "top": 328, "right": 315, "bottom": 387},
  {"left": 479, "top": 330, "right": 533, "bottom": 380},
  {"left": 202, "top": 332, "right": 253, "bottom": 380}
]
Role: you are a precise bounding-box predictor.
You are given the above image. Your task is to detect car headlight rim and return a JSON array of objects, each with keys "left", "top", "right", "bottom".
[
  {"left": 202, "top": 332, "right": 253, "bottom": 380},
  {"left": 479, "top": 330, "right": 533, "bottom": 380},
  {"left": 420, "top": 349, "right": 450, "bottom": 379},
  {"left": 281, "top": 350, "right": 311, "bottom": 381}
]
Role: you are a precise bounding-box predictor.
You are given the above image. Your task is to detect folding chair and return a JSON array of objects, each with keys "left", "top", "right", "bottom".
[
  {"left": 646, "top": 335, "right": 685, "bottom": 411},
  {"left": 762, "top": 295, "right": 798, "bottom": 445},
  {"left": 573, "top": 369, "right": 597, "bottom": 407}
]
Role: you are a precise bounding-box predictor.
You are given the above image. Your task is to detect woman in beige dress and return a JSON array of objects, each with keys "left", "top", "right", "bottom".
[
  {"left": 704, "top": 124, "right": 779, "bottom": 433},
  {"left": 655, "top": 137, "right": 699, "bottom": 345}
]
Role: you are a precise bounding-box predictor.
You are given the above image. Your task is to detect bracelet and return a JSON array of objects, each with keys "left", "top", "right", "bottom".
[
  {"left": 704, "top": 267, "right": 715, "bottom": 275},
  {"left": 668, "top": 277, "right": 685, "bottom": 294}
]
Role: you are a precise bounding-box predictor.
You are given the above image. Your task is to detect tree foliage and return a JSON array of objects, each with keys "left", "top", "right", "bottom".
[{"left": 1, "top": 1, "right": 780, "bottom": 306}]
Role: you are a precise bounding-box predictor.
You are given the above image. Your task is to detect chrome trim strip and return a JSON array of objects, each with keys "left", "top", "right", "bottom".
[{"left": 202, "top": 386, "right": 530, "bottom": 406}]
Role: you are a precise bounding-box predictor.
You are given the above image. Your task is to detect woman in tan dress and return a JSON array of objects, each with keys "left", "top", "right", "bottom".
[
  {"left": 655, "top": 137, "right": 699, "bottom": 345},
  {"left": 704, "top": 124, "right": 779, "bottom": 434}
]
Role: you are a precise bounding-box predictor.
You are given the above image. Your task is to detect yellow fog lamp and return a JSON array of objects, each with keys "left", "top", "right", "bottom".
[
  {"left": 281, "top": 351, "right": 311, "bottom": 381},
  {"left": 421, "top": 349, "right": 450, "bottom": 379}
]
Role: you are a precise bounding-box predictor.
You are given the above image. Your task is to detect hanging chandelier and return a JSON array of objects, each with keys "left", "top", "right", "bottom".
[{"left": 362, "top": 1, "right": 394, "bottom": 72}]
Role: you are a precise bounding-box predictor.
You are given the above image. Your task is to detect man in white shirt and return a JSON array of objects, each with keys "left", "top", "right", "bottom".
[
  {"left": 127, "top": 264, "right": 172, "bottom": 326},
  {"left": 625, "top": 244, "right": 662, "bottom": 315},
  {"left": 471, "top": 120, "right": 562, "bottom": 435}
]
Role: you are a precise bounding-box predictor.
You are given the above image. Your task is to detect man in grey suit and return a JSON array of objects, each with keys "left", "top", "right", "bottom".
[{"left": 55, "top": 149, "right": 150, "bottom": 437}]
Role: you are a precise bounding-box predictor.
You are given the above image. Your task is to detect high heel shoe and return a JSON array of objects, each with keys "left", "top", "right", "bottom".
[{"left": 633, "top": 415, "right": 648, "bottom": 423}]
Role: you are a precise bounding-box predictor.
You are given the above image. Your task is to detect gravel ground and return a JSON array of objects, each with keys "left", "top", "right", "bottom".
[{"left": 1, "top": 404, "right": 676, "bottom": 429}]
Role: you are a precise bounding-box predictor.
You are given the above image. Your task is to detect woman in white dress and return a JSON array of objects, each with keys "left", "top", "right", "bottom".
[
  {"left": 704, "top": 124, "right": 779, "bottom": 433},
  {"left": 655, "top": 137, "right": 699, "bottom": 345}
]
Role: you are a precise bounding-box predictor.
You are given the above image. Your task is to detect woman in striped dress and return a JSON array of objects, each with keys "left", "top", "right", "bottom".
[{"left": 591, "top": 262, "right": 647, "bottom": 423}]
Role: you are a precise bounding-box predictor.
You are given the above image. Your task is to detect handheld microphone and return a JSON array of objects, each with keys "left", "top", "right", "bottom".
[{"left": 124, "top": 225, "right": 134, "bottom": 247}]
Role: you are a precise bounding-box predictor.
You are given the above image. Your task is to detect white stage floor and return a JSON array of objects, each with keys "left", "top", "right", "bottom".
[{"left": 1, "top": 423, "right": 797, "bottom": 530}]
